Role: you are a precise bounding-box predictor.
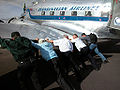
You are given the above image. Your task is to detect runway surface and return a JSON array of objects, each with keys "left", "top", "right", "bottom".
[{"left": 0, "top": 38, "right": 120, "bottom": 90}]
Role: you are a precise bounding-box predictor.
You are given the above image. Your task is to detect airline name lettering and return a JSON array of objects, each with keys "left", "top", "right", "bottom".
[{"left": 38, "top": 6, "right": 100, "bottom": 11}]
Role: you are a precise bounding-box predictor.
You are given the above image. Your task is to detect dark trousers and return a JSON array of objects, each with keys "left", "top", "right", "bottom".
[
  {"left": 80, "top": 46, "right": 98, "bottom": 69},
  {"left": 48, "top": 57, "right": 74, "bottom": 90},
  {"left": 17, "top": 59, "right": 43, "bottom": 90},
  {"left": 61, "top": 51, "right": 82, "bottom": 82}
]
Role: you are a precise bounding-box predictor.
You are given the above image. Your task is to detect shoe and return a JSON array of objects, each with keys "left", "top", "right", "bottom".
[
  {"left": 103, "top": 60, "right": 109, "bottom": 64},
  {"left": 94, "top": 67, "right": 100, "bottom": 71}
]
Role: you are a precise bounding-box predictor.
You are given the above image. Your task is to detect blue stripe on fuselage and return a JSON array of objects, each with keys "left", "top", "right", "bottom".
[
  {"left": 29, "top": 15, "right": 109, "bottom": 22},
  {"left": 27, "top": 9, "right": 108, "bottom": 22}
]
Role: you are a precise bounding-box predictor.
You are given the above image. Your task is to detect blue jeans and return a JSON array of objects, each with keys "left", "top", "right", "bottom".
[{"left": 89, "top": 43, "right": 106, "bottom": 61}]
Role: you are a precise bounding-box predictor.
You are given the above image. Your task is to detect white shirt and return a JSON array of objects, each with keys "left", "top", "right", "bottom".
[
  {"left": 53, "top": 38, "right": 73, "bottom": 52},
  {"left": 72, "top": 38, "right": 86, "bottom": 52}
]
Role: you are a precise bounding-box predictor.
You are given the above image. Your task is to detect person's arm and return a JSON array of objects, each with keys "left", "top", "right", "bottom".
[
  {"left": 52, "top": 39, "right": 61, "bottom": 46},
  {"left": 45, "top": 38, "right": 53, "bottom": 43},
  {"left": 0, "top": 37, "right": 9, "bottom": 48},
  {"left": 31, "top": 41, "right": 42, "bottom": 49},
  {"left": 16, "top": 37, "right": 32, "bottom": 48},
  {"left": 67, "top": 41, "right": 73, "bottom": 52},
  {"left": 80, "top": 37, "right": 89, "bottom": 45},
  {"left": 22, "top": 38, "right": 32, "bottom": 48}
]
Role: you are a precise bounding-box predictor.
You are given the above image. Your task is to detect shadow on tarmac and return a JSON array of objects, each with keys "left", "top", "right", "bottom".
[
  {"left": 0, "top": 62, "right": 95, "bottom": 90},
  {"left": 0, "top": 52, "right": 99, "bottom": 90},
  {"left": 0, "top": 58, "right": 104, "bottom": 90},
  {"left": 98, "top": 38, "right": 120, "bottom": 53}
]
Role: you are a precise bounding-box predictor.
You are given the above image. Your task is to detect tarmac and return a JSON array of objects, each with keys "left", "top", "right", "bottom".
[{"left": 0, "top": 38, "right": 120, "bottom": 90}]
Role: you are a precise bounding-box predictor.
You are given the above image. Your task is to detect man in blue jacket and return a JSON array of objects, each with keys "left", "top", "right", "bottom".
[{"left": 31, "top": 39, "right": 74, "bottom": 90}]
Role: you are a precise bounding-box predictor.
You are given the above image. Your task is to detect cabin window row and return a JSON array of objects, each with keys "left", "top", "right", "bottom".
[
  {"left": 41, "top": 11, "right": 92, "bottom": 16},
  {"left": 40, "top": 11, "right": 109, "bottom": 17}
]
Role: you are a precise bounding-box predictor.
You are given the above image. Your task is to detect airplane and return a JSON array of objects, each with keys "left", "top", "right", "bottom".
[
  {"left": 23, "top": 0, "right": 116, "bottom": 38},
  {"left": 25, "top": 0, "right": 111, "bottom": 22}
]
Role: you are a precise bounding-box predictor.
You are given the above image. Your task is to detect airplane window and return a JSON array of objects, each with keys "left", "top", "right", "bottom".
[
  {"left": 60, "top": 11, "right": 65, "bottom": 16},
  {"left": 41, "top": 11, "right": 45, "bottom": 15},
  {"left": 50, "top": 11, "right": 54, "bottom": 15},
  {"left": 101, "top": 11, "right": 109, "bottom": 17},
  {"left": 85, "top": 11, "right": 92, "bottom": 16},
  {"left": 71, "top": 11, "right": 77, "bottom": 16}
]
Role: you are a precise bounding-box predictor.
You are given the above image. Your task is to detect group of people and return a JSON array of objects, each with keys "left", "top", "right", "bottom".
[{"left": 0, "top": 31, "right": 109, "bottom": 90}]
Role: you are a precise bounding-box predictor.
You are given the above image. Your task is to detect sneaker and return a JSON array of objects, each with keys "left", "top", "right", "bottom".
[{"left": 103, "top": 60, "right": 109, "bottom": 64}]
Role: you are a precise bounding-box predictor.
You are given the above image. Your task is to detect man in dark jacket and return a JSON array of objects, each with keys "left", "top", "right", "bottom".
[
  {"left": 81, "top": 33, "right": 109, "bottom": 64},
  {"left": 0, "top": 32, "right": 42, "bottom": 90}
]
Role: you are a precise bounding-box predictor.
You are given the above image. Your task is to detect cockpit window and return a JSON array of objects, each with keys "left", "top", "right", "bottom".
[
  {"left": 60, "top": 11, "right": 65, "bottom": 16},
  {"left": 71, "top": 11, "right": 77, "bottom": 16}
]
